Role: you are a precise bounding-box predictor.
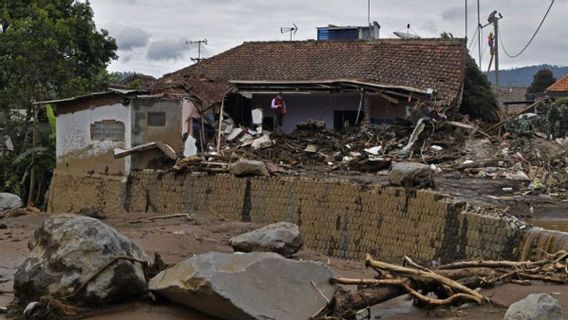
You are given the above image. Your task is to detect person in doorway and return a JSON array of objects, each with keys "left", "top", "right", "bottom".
[{"left": 271, "top": 93, "right": 287, "bottom": 133}]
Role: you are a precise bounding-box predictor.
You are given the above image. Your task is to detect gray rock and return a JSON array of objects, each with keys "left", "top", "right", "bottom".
[
  {"left": 230, "top": 222, "right": 304, "bottom": 257},
  {"left": 0, "top": 193, "right": 22, "bottom": 211},
  {"left": 230, "top": 159, "right": 269, "bottom": 177},
  {"left": 14, "top": 214, "right": 150, "bottom": 305},
  {"left": 149, "top": 252, "right": 335, "bottom": 320},
  {"left": 505, "top": 293, "right": 563, "bottom": 320},
  {"left": 389, "top": 162, "right": 434, "bottom": 188}
]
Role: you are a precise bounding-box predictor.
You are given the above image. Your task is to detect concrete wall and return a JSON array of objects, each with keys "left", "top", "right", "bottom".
[
  {"left": 56, "top": 102, "right": 131, "bottom": 176},
  {"left": 49, "top": 171, "right": 524, "bottom": 263},
  {"left": 131, "top": 97, "right": 183, "bottom": 171},
  {"left": 132, "top": 97, "right": 183, "bottom": 150}
]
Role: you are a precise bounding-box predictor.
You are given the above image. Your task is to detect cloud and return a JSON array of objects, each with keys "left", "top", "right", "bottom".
[
  {"left": 109, "top": 24, "right": 150, "bottom": 50},
  {"left": 441, "top": 6, "right": 464, "bottom": 22},
  {"left": 146, "top": 38, "right": 189, "bottom": 61},
  {"left": 89, "top": 0, "right": 568, "bottom": 77}
]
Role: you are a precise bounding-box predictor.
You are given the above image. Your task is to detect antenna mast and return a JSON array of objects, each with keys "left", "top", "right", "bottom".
[
  {"left": 280, "top": 24, "right": 298, "bottom": 41},
  {"left": 185, "top": 39, "right": 208, "bottom": 64},
  {"left": 368, "top": 0, "right": 371, "bottom": 26}
]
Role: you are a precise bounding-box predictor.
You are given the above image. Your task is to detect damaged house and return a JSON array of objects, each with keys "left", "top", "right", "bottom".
[
  {"left": 37, "top": 89, "right": 187, "bottom": 176},
  {"left": 154, "top": 39, "right": 467, "bottom": 133},
  {"left": 39, "top": 38, "right": 467, "bottom": 178}
]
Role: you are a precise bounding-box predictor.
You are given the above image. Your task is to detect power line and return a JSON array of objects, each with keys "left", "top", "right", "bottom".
[
  {"left": 500, "top": 0, "right": 555, "bottom": 58},
  {"left": 468, "top": 26, "right": 479, "bottom": 49}
]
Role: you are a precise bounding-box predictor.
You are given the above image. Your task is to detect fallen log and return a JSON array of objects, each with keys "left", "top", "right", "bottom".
[
  {"left": 365, "top": 254, "right": 486, "bottom": 305},
  {"left": 438, "top": 259, "right": 547, "bottom": 270}
]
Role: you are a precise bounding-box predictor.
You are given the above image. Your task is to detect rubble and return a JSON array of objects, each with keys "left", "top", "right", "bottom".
[
  {"left": 251, "top": 134, "right": 273, "bottom": 150},
  {"left": 389, "top": 162, "right": 434, "bottom": 188},
  {"left": 0, "top": 193, "right": 22, "bottom": 212},
  {"left": 149, "top": 252, "right": 335, "bottom": 320},
  {"left": 14, "top": 214, "right": 150, "bottom": 305},
  {"left": 229, "top": 222, "right": 304, "bottom": 257},
  {"left": 505, "top": 293, "right": 563, "bottom": 320},
  {"left": 230, "top": 159, "right": 269, "bottom": 177}
]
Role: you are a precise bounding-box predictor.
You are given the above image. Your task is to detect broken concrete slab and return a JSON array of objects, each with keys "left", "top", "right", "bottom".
[
  {"left": 505, "top": 293, "right": 562, "bottom": 320},
  {"left": 229, "top": 222, "right": 304, "bottom": 257},
  {"left": 251, "top": 135, "right": 273, "bottom": 150},
  {"left": 14, "top": 214, "right": 150, "bottom": 305},
  {"left": 149, "top": 252, "right": 335, "bottom": 320},
  {"left": 304, "top": 144, "right": 318, "bottom": 153},
  {"left": 389, "top": 162, "right": 434, "bottom": 188},
  {"left": 0, "top": 193, "right": 22, "bottom": 212},
  {"left": 364, "top": 146, "right": 383, "bottom": 155},
  {"left": 230, "top": 159, "right": 269, "bottom": 177},
  {"left": 227, "top": 128, "right": 245, "bottom": 142}
]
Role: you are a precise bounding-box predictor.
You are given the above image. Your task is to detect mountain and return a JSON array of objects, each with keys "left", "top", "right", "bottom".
[{"left": 486, "top": 65, "right": 568, "bottom": 87}]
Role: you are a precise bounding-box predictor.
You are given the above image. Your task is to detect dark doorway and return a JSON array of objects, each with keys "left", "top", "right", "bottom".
[
  {"left": 334, "top": 110, "right": 364, "bottom": 130},
  {"left": 225, "top": 94, "right": 253, "bottom": 127},
  {"left": 263, "top": 116, "right": 274, "bottom": 131}
]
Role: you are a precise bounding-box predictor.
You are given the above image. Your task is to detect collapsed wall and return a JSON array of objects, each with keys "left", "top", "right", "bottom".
[{"left": 49, "top": 170, "right": 530, "bottom": 263}]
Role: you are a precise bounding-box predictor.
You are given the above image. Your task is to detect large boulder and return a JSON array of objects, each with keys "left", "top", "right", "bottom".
[
  {"left": 14, "top": 214, "right": 150, "bottom": 305},
  {"left": 389, "top": 162, "right": 434, "bottom": 188},
  {"left": 505, "top": 293, "right": 563, "bottom": 320},
  {"left": 149, "top": 252, "right": 335, "bottom": 320},
  {"left": 0, "top": 192, "right": 22, "bottom": 211},
  {"left": 230, "top": 159, "right": 269, "bottom": 177},
  {"left": 230, "top": 222, "right": 304, "bottom": 257}
]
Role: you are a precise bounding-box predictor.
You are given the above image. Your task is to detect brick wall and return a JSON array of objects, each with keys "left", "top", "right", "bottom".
[{"left": 49, "top": 171, "right": 523, "bottom": 263}]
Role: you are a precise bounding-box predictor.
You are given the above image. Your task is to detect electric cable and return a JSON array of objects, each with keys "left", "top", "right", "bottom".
[{"left": 500, "top": 0, "right": 555, "bottom": 58}]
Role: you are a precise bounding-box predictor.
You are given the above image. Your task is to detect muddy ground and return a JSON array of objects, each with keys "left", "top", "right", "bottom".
[{"left": 1, "top": 212, "right": 568, "bottom": 320}]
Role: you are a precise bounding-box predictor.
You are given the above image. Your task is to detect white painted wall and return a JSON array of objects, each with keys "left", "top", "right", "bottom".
[{"left": 56, "top": 103, "right": 132, "bottom": 174}]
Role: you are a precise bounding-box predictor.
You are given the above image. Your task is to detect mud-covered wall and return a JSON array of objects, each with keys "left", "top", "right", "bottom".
[
  {"left": 48, "top": 171, "right": 126, "bottom": 214},
  {"left": 49, "top": 171, "right": 524, "bottom": 263},
  {"left": 56, "top": 101, "right": 131, "bottom": 176}
]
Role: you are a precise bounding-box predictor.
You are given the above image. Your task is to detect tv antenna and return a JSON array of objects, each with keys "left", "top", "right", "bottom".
[
  {"left": 393, "top": 24, "right": 421, "bottom": 39},
  {"left": 185, "top": 39, "right": 208, "bottom": 63},
  {"left": 280, "top": 24, "right": 298, "bottom": 41}
]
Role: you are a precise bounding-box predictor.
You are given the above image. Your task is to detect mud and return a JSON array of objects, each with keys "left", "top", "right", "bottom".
[{"left": 1, "top": 212, "right": 568, "bottom": 320}]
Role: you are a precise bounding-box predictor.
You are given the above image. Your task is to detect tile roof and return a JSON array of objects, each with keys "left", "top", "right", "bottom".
[
  {"left": 547, "top": 74, "right": 568, "bottom": 93},
  {"left": 152, "top": 76, "right": 231, "bottom": 108},
  {"left": 156, "top": 39, "right": 467, "bottom": 106}
]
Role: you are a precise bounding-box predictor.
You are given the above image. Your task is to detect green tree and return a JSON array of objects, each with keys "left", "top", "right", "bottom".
[
  {"left": 460, "top": 55, "right": 500, "bottom": 123},
  {"left": 527, "top": 68, "right": 556, "bottom": 94},
  {"left": 0, "top": 0, "right": 117, "bottom": 111},
  {"left": 0, "top": 0, "right": 117, "bottom": 207}
]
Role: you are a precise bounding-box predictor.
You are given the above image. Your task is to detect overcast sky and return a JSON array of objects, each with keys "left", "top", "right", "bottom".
[{"left": 89, "top": 0, "right": 567, "bottom": 78}]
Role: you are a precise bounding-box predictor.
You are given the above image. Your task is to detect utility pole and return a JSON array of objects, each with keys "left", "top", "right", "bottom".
[
  {"left": 477, "top": 0, "right": 481, "bottom": 67},
  {"left": 465, "top": 0, "right": 468, "bottom": 42},
  {"left": 494, "top": 16, "right": 500, "bottom": 105},
  {"left": 186, "top": 39, "right": 208, "bottom": 64},
  {"left": 487, "top": 11, "right": 503, "bottom": 107}
]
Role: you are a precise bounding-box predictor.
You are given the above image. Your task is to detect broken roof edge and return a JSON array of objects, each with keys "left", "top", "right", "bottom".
[
  {"left": 230, "top": 79, "right": 434, "bottom": 96},
  {"left": 33, "top": 88, "right": 148, "bottom": 106}
]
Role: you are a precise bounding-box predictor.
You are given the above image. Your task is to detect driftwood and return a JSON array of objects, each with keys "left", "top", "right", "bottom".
[{"left": 319, "top": 252, "right": 568, "bottom": 319}]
